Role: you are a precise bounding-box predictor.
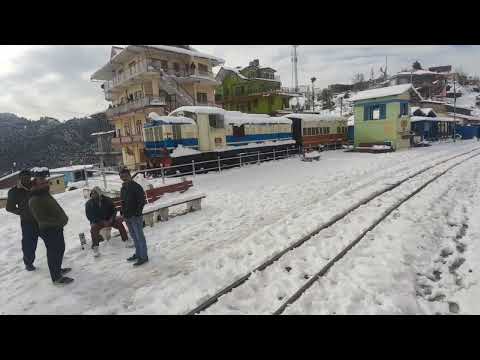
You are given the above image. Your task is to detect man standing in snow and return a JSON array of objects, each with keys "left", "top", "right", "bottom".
[
  {"left": 28, "top": 176, "right": 73, "bottom": 286},
  {"left": 119, "top": 168, "right": 149, "bottom": 266},
  {"left": 6, "top": 169, "right": 38, "bottom": 272},
  {"left": 85, "top": 186, "right": 132, "bottom": 257}
]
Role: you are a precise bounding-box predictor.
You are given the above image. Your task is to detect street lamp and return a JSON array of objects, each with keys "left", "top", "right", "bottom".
[{"left": 311, "top": 77, "right": 317, "bottom": 111}]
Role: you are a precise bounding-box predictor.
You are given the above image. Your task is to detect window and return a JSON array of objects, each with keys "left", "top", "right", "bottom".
[
  {"left": 136, "top": 120, "right": 142, "bottom": 135},
  {"left": 153, "top": 127, "right": 162, "bottom": 141},
  {"left": 198, "top": 63, "right": 208, "bottom": 74},
  {"left": 400, "top": 102, "right": 409, "bottom": 116},
  {"left": 124, "top": 122, "right": 131, "bottom": 136},
  {"left": 56, "top": 180, "right": 60, "bottom": 185},
  {"left": 161, "top": 60, "right": 168, "bottom": 71},
  {"left": 129, "top": 61, "right": 136, "bottom": 75},
  {"left": 235, "top": 87, "right": 241, "bottom": 96},
  {"left": 365, "top": 104, "right": 386, "bottom": 120},
  {"left": 303, "top": 128, "right": 307, "bottom": 136},
  {"left": 225, "top": 88, "right": 229, "bottom": 96},
  {"left": 174, "top": 62, "right": 180, "bottom": 72},
  {"left": 172, "top": 125, "right": 182, "bottom": 140},
  {"left": 337, "top": 127, "right": 341, "bottom": 134},
  {"left": 196, "top": 92, "right": 208, "bottom": 104},
  {"left": 233, "top": 125, "right": 245, "bottom": 137},
  {"left": 209, "top": 114, "right": 225, "bottom": 128}
]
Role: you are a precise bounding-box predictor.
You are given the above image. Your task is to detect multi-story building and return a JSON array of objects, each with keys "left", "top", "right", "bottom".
[
  {"left": 91, "top": 45, "right": 224, "bottom": 169},
  {"left": 215, "top": 59, "right": 298, "bottom": 115}
]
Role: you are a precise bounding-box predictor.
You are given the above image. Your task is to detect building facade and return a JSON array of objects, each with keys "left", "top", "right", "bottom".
[
  {"left": 91, "top": 45, "right": 224, "bottom": 170},
  {"left": 215, "top": 59, "right": 296, "bottom": 115}
]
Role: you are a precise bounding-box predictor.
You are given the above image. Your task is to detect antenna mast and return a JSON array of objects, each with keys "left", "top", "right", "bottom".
[{"left": 292, "top": 45, "right": 299, "bottom": 92}]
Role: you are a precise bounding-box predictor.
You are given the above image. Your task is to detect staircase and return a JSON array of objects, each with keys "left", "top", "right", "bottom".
[{"left": 159, "top": 71, "right": 195, "bottom": 108}]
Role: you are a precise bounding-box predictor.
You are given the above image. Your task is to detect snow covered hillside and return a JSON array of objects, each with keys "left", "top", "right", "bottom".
[{"left": 1, "top": 140, "right": 480, "bottom": 314}]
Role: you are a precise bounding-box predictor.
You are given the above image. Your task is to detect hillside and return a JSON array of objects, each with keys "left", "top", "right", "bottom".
[{"left": 0, "top": 112, "right": 111, "bottom": 174}]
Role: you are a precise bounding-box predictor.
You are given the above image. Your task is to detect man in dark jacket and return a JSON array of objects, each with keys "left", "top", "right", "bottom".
[
  {"left": 29, "top": 177, "right": 73, "bottom": 286},
  {"left": 6, "top": 169, "right": 39, "bottom": 272},
  {"left": 85, "top": 186, "right": 129, "bottom": 257},
  {"left": 119, "top": 168, "right": 149, "bottom": 266}
]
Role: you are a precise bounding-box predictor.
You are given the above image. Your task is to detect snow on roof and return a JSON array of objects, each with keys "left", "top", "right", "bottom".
[
  {"left": 50, "top": 165, "right": 94, "bottom": 173},
  {"left": 410, "top": 116, "right": 457, "bottom": 123},
  {"left": 447, "top": 113, "right": 480, "bottom": 121},
  {"left": 219, "top": 66, "right": 248, "bottom": 80},
  {"left": 350, "top": 84, "right": 415, "bottom": 102},
  {"left": 146, "top": 112, "right": 196, "bottom": 125},
  {"left": 31, "top": 167, "right": 49, "bottom": 173},
  {"left": 91, "top": 130, "right": 115, "bottom": 136},
  {"left": 169, "top": 106, "right": 225, "bottom": 116},
  {"left": 396, "top": 69, "right": 440, "bottom": 76},
  {"left": 411, "top": 107, "right": 436, "bottom": 117},
  {"left": 0, "top": 170, "right": 20, "bottom": 183},
  {"left": 281, "top": 113, "right": 346, "bottom": 123},
  {"left": 224, "top": 111, "right": 291, "bottom": 125},
  {"left": 145, "top": 45, "right": 224, "bottom": 66}
]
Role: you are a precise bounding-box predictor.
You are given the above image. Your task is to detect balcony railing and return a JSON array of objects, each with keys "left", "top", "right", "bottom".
[
  {"left": 106, "top": 96, "right": 166, "bottom": 118},
  {"left": 104, "top": 60, "right": 216, "bottom": 93},
  {"left": 111, "top": 134, "right": 143, "bottom": 146}
]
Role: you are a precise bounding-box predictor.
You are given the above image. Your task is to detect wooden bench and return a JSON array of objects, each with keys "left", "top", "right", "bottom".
[{"left": 142, "top": 192, "right": 206, "bottom": 227}]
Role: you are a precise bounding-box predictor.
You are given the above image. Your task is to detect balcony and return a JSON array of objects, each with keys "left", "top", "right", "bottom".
[
  {"left": 111, "top": 134, "right": 143, "bottom": 147},
  {"left": 106, "top": 96, "right": 167, "bottom": 118},
  {"left": 105, "top": 60, "right": 217, "bottom": 93}
]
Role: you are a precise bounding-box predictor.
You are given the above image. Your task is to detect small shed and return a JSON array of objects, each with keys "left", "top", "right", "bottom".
[
  {"left": 350, "top": 84, "right": 423, "bottom": 150},
  {"left": 49, "top": 165, "right": 95, "bottom": 185}
]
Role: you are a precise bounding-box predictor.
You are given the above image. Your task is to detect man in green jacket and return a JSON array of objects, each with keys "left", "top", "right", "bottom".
[
  {"left": 28, "top": 176, "right": 74, "bottom": 286},
  {"left": 6, "top": 169, "right": 39, "bottom": 271}
]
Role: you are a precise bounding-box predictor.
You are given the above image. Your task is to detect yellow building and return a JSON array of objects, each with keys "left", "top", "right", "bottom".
[{"left": 91, "top": 45, "right": 225, "bottom": 170}]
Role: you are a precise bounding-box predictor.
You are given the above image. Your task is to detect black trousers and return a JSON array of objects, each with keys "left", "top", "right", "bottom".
[
  {"left": 39, "top": 228, "right": 66, "bottom": 282},
  {"left": 21, "top": 221, "right": 39, "bottom": 267}
]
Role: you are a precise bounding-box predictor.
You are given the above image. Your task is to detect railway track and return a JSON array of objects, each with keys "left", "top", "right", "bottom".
[{"left": 185, "top": 147, "right": 480, "bottom": 315}]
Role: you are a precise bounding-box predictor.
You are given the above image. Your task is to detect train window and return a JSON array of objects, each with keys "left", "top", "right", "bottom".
[
  {"left": 303, "top": 128, "right": 307, "bottom": 136},
  {"left": 172, "top": 125, "right": 182, "bottom": 140},
  {"left": 154, "top": 127, "right": 162, "bottom": 141},
  {"left": 209, "top": 114, "right": 225, "bottom": 128},
  {"left": 325, "top": 127, "right": 330, "bottom": 134}
]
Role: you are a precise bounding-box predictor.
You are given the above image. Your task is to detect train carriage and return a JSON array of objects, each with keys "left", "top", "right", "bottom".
[
  {"left": 143, "top": 106, "right": 296, "bottom": 172},
  {"left": 281, "top": 113, "right": 348, "bottom": 150}
]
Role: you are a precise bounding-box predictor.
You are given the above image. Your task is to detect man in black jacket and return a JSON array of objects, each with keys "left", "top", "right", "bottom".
[
  {"left": 119, "top": 168, "right": 148, "bottom": 266},
  {"left": 85, "top": 186, "right": 129, "bottom": 257},
  {"left": 6, "top": 169, "right": 38, "bottom": 272}
]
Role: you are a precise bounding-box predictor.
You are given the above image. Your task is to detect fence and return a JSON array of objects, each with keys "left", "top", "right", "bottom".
[{"left": 133, "top": 146, "right": 303, "bottom": 183}]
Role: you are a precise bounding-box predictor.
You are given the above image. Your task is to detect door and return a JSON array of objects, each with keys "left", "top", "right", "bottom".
[{"left": 291, "top": 118, "right": 302, "bottom": 144}]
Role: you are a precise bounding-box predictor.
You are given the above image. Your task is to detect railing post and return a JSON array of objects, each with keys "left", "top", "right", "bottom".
[
  {"left": 286, "top": 147, "right": 289, "bottom": 158},
  {"left": 161, "top": 164, "right": 165, "bottom": 184},
  {"left": 239, "top": 153, "right": 242, "bottom": 167},
  {"left": 257, "top": 151, "right": 261, "bottom": 165},
  {"left": 217, "top": 156, "right": 221, "bottom": 172},
  {"left": 84, "top": 166, "right": 89, "bottom": 187},
  {"left": 273, "top": 148, "right": 276, "bottom": 161},
  {"left": 192, "top": 160, "right": 196, "bottom": 177}
]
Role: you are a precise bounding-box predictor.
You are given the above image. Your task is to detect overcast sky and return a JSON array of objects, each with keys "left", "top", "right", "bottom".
[{"left": 0, "top": 45, "right": 478, "bottom": 121}]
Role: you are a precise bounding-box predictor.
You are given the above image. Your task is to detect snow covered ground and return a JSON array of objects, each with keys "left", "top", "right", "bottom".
[{"left": 1, "top": 140, "right": 480, "bottom": 314}]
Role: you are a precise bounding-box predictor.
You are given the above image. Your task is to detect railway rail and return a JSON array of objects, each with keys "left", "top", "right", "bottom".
[{"left": 185, "top": 147, "right": 480, "bottom": 315}]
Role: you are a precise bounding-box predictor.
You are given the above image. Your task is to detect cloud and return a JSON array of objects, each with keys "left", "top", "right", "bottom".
[{"left": 0, "top": 45, "right": 479, "bottom": 120}]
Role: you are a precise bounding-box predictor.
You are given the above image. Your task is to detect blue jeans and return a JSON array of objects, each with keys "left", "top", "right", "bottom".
[
  {"left": 125, "top": 216, "right": 148, "bottom": 260},
  {"left": 21, "top": 222, "right": 39, "bottom": 267}
]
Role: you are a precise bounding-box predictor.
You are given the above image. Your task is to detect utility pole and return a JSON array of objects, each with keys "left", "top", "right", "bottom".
[
  {"left": 292, "top": 46, "right": 299, "bottom": 93},
  {"left": 340, "top": 96, "right": 343, "bottom": 116},
  {"left": 453, "top": 73, "right": 457, "bottom": 142},
  {"left": 311, "top": 77, "right": 317, "bottom": 111}
]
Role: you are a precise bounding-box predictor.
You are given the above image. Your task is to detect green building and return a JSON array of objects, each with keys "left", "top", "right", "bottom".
[
  {"left": 215, "top": 59, "right": 296, "bottom": 115},
  {"left": 350, "top": 84, "right": 423, "bottom": 150}
]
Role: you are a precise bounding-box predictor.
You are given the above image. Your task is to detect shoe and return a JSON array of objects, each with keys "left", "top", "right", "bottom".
[
  {"left": 25, "top": 264, "right": 36, "bottom": 271},
  {"left": 53, "top": 276, "right": 74, "bottom": 286},
  {"left": 92, "top": 246, "right": 100, "bottom": 258},
  {"left": 127, "top": 254, "right": 138, "bottom": 262},
  {"left": 125, "top": 239, "right": 135, "bottom": 248},
  {"left": 133, "top": 258, "right": 149, "bottom": 267},
  {"left": 60, "top": 268, "right": 72, "bottom": 275}
]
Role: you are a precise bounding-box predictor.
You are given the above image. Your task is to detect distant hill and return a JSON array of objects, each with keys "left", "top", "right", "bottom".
[{"left": 0, "top": 112, "right": 112, "bottom": 174}]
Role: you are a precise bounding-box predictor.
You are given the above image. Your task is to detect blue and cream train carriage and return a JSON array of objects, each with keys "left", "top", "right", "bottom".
[{"left": 143, "top": 106, "right": 296, "bottom": 171}]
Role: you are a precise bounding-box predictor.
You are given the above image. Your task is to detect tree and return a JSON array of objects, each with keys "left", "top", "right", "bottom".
[
  {"left": 455, "top": 68, "right": 468, "bottom": 86},
  {"left": 352, "top": 73, "right": 368, "bottom": 92},
  {"left": 412, "top": 61, "right": 422, "bottom": 70},
  {"left": 320, "top": 89, "right": 335, "bottom": 110},
  {"left": 344, "top": 91, "right": 350, "bottom": 99}
]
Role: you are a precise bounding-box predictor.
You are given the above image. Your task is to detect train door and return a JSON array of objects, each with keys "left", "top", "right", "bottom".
[{"left": 291, "top": 118, "right": 302, "bottom": 144}]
